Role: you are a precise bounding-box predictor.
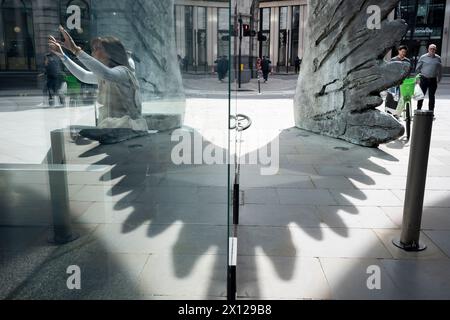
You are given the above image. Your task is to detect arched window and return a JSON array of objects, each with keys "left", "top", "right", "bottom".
[
  {"left": 60, "top": 0, "right": 91, "bottom": 51},
  {"left": 1, "top": 0, "right": 36, "bottom": 70}
]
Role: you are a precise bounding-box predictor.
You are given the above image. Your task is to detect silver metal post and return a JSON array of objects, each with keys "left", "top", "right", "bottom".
[
  {"left": 48, "top": 129, "right": 79, "bottom": 244},
  {"left": 393, "top": 110, "right": 434, "bottom": 251}
]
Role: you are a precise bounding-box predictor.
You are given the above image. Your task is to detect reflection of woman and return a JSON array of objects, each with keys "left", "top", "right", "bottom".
[{"left": 49, "top": 26, "right": 148, "bottom": 132}]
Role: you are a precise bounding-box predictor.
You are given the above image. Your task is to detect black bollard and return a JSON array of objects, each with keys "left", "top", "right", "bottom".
[
  {"left": 48, "top": 129, "right": 79, "bottom": 244},
  {"left": 258, "top": 76, "right": 261, "bottom": 94},
  {"left": 405, "top": 101, "right": 412, "bottom": 141},
  {"left": 393, "top": 110, "right": 434, "bottom": 251},
  {"left": 227, "top": 235, "right": 237, "bottom": 301}
]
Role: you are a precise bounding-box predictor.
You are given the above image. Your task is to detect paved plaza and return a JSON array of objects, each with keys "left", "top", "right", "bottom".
[{"left": 1, "top": 75, "right": 450, "bottom": 299}]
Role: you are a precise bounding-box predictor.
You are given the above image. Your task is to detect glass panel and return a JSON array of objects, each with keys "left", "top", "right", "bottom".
[
  {"left": 259, "top": 8, "right": 270, "bottom": 59},
  {"left": 197, "top": 7, "right": 208, "bottom": 70},
  {"left": 60, "top": 0, "right": 92, "bottom": 50},
  {"left": 184, "top": 5, "right": 194, "bottom": 72},
  {"left": 1, "top": 0, "right": 35, "bottom": 71},
  {"left": 398, "top": 0, "right": 446, "bottom": 66},
  {"left": 278, "top": 6, "right": 288, "bottom": 67},
  {"left": 291, "top": 6, "right": 300, "bottom": 67},
  {"left": 218, "top": 8, "right": 229, "bottom": 59},
  {"left": 0, "top": 5, "right": 5, "bottom": 69},
  {"left": 0, "top": 0, "right": 231, "bottom": 300}
]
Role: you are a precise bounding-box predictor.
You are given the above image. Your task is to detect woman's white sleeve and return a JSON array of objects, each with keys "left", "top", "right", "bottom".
[
  {"left": 76, "top": 51, "right": 128, "bottom": 83},
  {"left": 61, "top": 54, "right": 98, "bottom": 84}
]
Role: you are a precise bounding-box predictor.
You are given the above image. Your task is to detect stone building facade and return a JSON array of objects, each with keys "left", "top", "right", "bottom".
[
  {"left": 2, "top": 0, "right": 450, "bottom": 89},
  {"left": 170, "top": 0, "right": 450, "bottom": 74},
  {"left": 0, "top": 0, "right": 93, "bottom": 88},
  {"left": 0, "top": 0, "right": 183, "bottom": 99},
  {"left": 173, "top": 0, "right": 308, "bottom": 73}
]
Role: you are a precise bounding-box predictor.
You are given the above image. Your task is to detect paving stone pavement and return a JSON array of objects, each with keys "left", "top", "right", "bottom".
[{"left": 1, "top": 78, "right": 450, "bottom": 300}]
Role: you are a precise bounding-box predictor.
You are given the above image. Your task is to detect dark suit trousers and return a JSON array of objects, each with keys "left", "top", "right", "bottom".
[{"left": 417, "top": 76, "right": 438, "bottom": 112}]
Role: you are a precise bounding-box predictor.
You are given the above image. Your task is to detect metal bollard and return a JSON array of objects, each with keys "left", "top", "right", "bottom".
[
  {"left": 393, "top": 110, "right": 434, "bottom": 251},
  {"left": 48, "top": 129, "right": 79, "bottom": 244},
  {"left": 258, "top": 76, "right": 261, "bottom": 94},
  {"left": 405, "top": 101, "right": 412, "bottom": 141}
]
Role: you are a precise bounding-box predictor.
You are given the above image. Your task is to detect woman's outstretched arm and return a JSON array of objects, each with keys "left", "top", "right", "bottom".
[
  {"left": 60, "top": 54, "right": 98, "bottom": 84},
  {"left": 49, "top": 27, "right": 128, "bottom": 84},
  {"left": 75, "top": 51, "right": 129, "bottom": 83}
]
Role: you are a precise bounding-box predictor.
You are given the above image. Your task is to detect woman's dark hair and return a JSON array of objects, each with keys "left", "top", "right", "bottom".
[
  {"left": 91, "top": 36, "right": 130, "bottom": 69},
  {"left": 398, "top": 45, "right": 409, "bottom": 52}
]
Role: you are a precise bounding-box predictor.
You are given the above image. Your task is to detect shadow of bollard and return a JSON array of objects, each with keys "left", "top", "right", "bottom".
[
  {"left": 393, "top": 110, "right": 434, "bottom": 252},
  {"left": 47, "top": 129, "right": 80, "bottom": 245}
]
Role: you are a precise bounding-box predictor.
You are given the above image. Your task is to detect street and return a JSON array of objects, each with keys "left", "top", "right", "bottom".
[{"left": 1, "top": 74, "right": 450, "bottom": 299}]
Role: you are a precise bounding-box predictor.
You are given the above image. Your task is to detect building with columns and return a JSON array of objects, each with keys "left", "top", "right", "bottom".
[
  {"left": 173, "top": 0, "right": 450, "bottom": 74},
  {"left": 173, "top": 0, "right": 230, "bottom": 72},
  {"left": 0, "top": 0, "right": 93, "bottom": 88},
  {"left": 3, "top": 0, "right": 450, "bottom": 89},
  {"left": 173, "top": 0, "right": 309, "bottom": 73},
  {"left": 257, "top": 0, "right": 307, "bottom": 72},
  {"left": 398, "top": 0, "right": 449, "bottom": 70}
]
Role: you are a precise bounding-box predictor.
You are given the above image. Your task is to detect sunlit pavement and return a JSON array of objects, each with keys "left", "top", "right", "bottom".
[
  {"left": 1, "top": 79, "right": 450, "bottom": 300},
  {"left": 182, "top": 74, "right": 298, "bottom": 99}
]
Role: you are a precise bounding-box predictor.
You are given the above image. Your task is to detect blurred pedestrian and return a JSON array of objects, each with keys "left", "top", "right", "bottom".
[
  {"left": 256, "top": 57, "right": 262, "bottom": 78},
  {"left": 44, "top": 53, "right": 65, "bottom": 107},
  {"left": 294, "top": 56, "right": 302, "bottom": 74},
  {"left": 183, "top": 56, "right": 189, "bottom": 72},
  {"left": 215, "top": 56, "right": 228, "bottom": 82},
  {"left": 262, "top": 56, "right": 271, "bottom": 83}
]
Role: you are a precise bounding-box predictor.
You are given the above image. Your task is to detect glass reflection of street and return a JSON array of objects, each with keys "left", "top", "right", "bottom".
[{"left": 1, "top": 0, "right": 450, "bottom": 301}]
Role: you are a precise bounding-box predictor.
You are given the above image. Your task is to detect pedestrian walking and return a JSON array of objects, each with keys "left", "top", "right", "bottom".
[
  {"left": 256, "top": 57, "right": 262, "bottom": 71},
  {"left": 215, "top": 56, "right": 228, "bottom": 82},
  {"left": 294, "top": 56, "right": 302, "bottom": 74},
  {"left": 256, "top": 57, "right": 263, "bottom": 78},
  {"left": 44, "top": 53, "right": 66, "bottom": 107},
  {"left": 391, "top": 45, "right": 412, "bottom": 68},
  {"left": 262, "top": 56, "right": 271, "bottom": 83},
  {"left": 221, "top": 56, "right": 229, "bottom": 81},
  {"left": 385, "top": 45, "right": 412, "bottom": 117},
  {"left": 416, "top": 44, "right": 442, "bottom": 113},
  {"left": 183, "top": 56, "right": 189, "bottom": 72}
]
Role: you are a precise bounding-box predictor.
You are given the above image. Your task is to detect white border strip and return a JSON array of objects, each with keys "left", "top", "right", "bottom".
[
  {"left": 0, "top": 164, "right": 110, "bottom": 172},
  {"left": 228, "top": 237, "right": 238, "bottom": 267}
]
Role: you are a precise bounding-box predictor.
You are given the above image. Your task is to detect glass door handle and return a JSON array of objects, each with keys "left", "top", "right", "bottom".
[{"left": 229, "top": 114, "right": 252, "bottom": 131}]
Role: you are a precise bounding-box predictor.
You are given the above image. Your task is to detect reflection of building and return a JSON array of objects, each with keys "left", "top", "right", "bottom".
[
  {"left": 0, "top": 0, "right": 93, "bottom": 89},
  {"left": 173, "top": 0, "right": 308, "bottom": 73},
  {"left": 396, "top": 0, "right": 449, "bottom": 70},
  {"left": 1, "top": 0, "right": 36, "bottom": 71},
  {"left": 257, "top": 1, "right": 307, "bottom": 72},
  {"left": 174, "top": 0, "right": 229, "bottom": 72},
  {"left": 173, "top": 0, "right": 450, "bottom": 74},
  {"left": 4, "top": 0, "right": 450, "bottom": 89}
]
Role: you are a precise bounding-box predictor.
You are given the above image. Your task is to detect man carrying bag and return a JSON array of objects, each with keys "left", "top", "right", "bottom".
[{"left": 416, "top": 44, "right": 442, "bottom": 113}]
